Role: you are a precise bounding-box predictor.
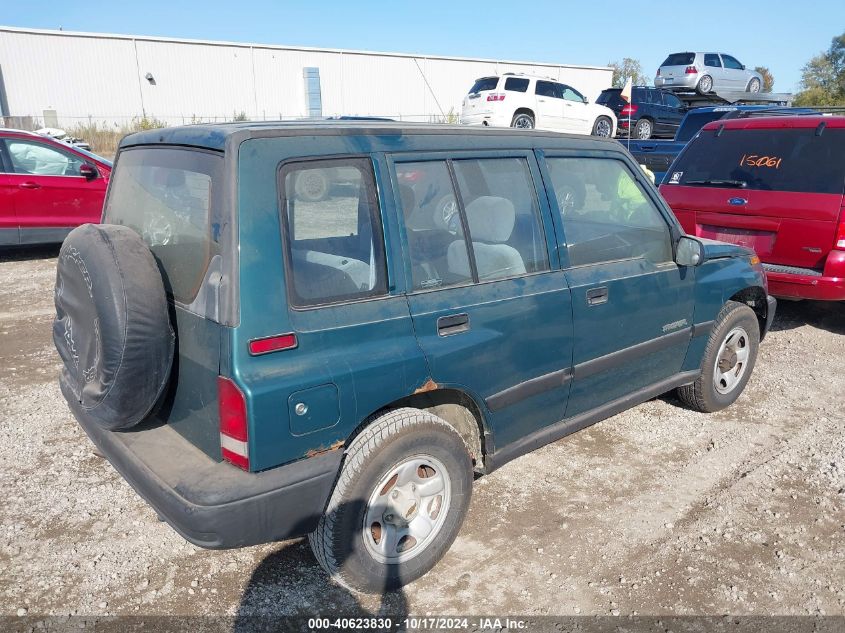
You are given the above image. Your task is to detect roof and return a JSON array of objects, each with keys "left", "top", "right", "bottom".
[
  {"left": 0, "top": 26, "right": 611, "bottom": 72},
  {"left": 120, "top": 120, "right": 620, "bottom": 152},
  {"left": 701, "top": 115, "right": 845, "bottom": 131}
]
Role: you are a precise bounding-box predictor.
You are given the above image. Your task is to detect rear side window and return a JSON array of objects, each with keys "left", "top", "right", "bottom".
[
  {"left": 105, "top": 147, "right": 221, "bottom": 304},
  {"left": 536, "top": 81, "right": 560, "bottom": 99},
  {"left": 280, "top": 158, "right": 387, "bottom": 307},
  {"left": 662, "top": 53, "right": 695, "bottom": 66},
  {"left": 546, "top": 157, "right": 673, "bottom": 267},
  {"left": 469, "top": 77, "right": 499, "bottom": 93},
  {"left": 504, "top": 77, "right": 529, "bottom": 92},
  {"left": 668, "top": 128, "right": 845, "bottom": 194}
]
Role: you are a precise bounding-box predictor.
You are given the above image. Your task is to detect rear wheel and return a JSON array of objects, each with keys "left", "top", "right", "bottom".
[
  {"left": 592, "top": 116, "right": 613, "bottom": 137},
  {"left": 309, "top": 408, "right": 473, "bottom": 593},
  {"left": 697, "top": 75, "right": 713, "bottom": 94},
  {"left": 634, "top": 118, "right": 653, "bottom": 139},
  {"left": 676, "top": 301, "right": 760, "bottom": 412},
  {"left": 511, "top": 113, "right": 535, "bottom": 129}
]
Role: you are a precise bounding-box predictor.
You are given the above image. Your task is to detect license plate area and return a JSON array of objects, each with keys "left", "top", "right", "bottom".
[{"left": 699, "top": 224, "right": 776, "bottom": 256}]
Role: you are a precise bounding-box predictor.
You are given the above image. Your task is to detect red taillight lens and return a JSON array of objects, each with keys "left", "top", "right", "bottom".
[
  {"left": 486, "top": 93, "right": 506, "bottom": 101},
  {"left": 621, "top": 104, "right": 638, "bottom": 116},
  {"left": 218, "top": 376, "right": 249, "bottom": 470},
  {"left": 248, "top": 333, "right": 297, "bottom": 356},
  {"left": 685, "top": 66, "right": 698, "bottom": 74},
  {"left": 835, "top": 215, "right": 845, "bottom": 250}
]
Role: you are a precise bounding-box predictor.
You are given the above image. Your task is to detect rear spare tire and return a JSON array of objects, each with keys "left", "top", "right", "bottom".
[{"left": 53, "top": 224, "right": 174, "bottom": 430}]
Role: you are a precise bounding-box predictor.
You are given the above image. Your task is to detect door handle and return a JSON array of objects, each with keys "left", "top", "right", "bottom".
[
  {"left": 586, "top": 287, "right": 609, "bottom": 306},
  {"left": 19, "top": 181, "right": 41, "bottom": 189},
  {"left": 437, "top": 313, "right": 470, "bottom": 336}
]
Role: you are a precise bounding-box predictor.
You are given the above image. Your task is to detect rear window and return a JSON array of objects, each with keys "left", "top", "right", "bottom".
[
  {"left": 662, "top": 53, "right": 695, "bottom": 66},
  {"left": 504, "top": 77, "right": 529, "bottom": 93},
  {"left": 596, "top": 89, "right": 622, "bottom": 107},
  {"left": 667, "top": 128, "right": 845, "bottom": 194},
  {"left": 105, "top": 147, "right": 221, "bottom": 304},
  {"left": 469, "top": 77, "right": 499, "bottom": 94}
]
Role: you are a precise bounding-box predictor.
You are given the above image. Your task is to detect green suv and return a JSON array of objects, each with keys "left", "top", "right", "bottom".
[{"left": 53, "top": 121, "right": 775, "bottom": 593}]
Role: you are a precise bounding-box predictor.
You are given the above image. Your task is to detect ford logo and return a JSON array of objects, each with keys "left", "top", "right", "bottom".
[{"left": 728, "top": 197, "right": 748, "bottom": 205}]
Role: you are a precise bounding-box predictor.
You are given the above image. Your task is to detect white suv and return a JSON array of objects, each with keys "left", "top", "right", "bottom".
[{"left": 460, "top": 73, "right": 616, "bottom": 137}]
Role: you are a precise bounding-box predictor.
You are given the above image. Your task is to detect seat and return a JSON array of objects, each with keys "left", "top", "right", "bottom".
[{"left": 447, "top": 196, "right": 526, "bottom": 281}]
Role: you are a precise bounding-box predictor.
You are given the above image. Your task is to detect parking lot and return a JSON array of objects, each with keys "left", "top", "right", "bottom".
[{"left": 1, "top": 246, "right": 843, "bottom": 619}]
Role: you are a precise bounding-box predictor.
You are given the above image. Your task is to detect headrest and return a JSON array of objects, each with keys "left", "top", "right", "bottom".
[
  {"left": 465, "top": 196, "right": 515, "bottom": 243},
  {"left": 399, "top": 184, "right": 416, "bottom": 217}
]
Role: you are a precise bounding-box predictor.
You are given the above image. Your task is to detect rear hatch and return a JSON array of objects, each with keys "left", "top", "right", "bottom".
[
  {"left": 658, "top": 52, "right": 696, "bottom": 85},
  {"left": 660, "top": 124, "right": 845, "bottom": 271},
  {"left": 462, "top": 76, "right": 501, "bottom": 117},
  {"left": 104, "top": 145, "right": 228, "bottom": 460},
  {"left": 597, "top": 89, "right": 625, "bottom": 117}
]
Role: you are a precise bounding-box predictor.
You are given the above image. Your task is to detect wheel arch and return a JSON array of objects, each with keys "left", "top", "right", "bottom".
[
  {"left": 512, "top": 107, "right": 535, "bottom": 120},
  {"left": 729, "top": 285, "right": 769, "bottom": 339},
  {"left": 350, "top": 387, "right": 491, "bottom": 474}
]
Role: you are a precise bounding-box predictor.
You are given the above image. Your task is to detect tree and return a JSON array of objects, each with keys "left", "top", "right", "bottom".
[
  {"left": 754, "top": 66, "right": 774, "bottom": 92},
  {"left": 794, "top": 30, "right": 845, "bottom": 106},
  {"left": 608, "top": 58, "right": 648, "bottom": 88}
]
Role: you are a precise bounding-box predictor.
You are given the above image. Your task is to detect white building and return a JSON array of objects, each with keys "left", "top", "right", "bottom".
[{"left": 0, "top": 26, "right": 612, "bottom": 128}]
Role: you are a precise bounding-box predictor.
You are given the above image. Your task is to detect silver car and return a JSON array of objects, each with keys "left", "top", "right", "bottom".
[{"left": 654, "top": 52, "right": 762, "bottom": 95}]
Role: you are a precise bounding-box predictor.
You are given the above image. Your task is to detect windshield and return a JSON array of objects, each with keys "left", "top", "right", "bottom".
[
  {"left": 468, "top": 77, "right": 499, "bottom": 94},
  {"left": 667, "top": 128, "right": 845, "bottom": 194}
]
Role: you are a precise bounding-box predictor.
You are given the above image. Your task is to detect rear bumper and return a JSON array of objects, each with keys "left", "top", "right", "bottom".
[
  {"left": 767, "top": 273, "right": 845, "bottom": 301},
  {"left": 459, "top": 111, "right": 511, "bottom": 127},
  {"left": 70, "top": 398, "right": 342, "bottom": 549}
]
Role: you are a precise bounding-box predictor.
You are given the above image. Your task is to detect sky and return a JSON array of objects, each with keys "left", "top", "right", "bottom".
[{"left": 2, "top": 0, "right": 842, "bottom": 93}]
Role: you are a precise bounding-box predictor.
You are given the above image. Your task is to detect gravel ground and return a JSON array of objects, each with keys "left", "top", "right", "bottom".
[{"left": 0, "top": 246, "right": 843, "bottom": 623}]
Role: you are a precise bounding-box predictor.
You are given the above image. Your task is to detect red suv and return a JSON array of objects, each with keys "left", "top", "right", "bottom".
[
  {"left": 660, "top": 116, "right": 845, "bottom": 301},
  {"left": 0, "top": 129, "right": 111, "bottom": 246}
]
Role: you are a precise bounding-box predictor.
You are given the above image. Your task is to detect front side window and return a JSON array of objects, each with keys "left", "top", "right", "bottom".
[
  {"left": 535, "top": 81, "right": 560, "bottom": 99},
  {"left": 546, "top": 157, "right": 673, "bottom": 267},
  {"left": 664, "top": 93, "right": 683, "bottom": 109},
  {"left": 106, "top": 147, "right": 221, "bottom": 304},
  {"left": 722, "top": 55, "right": 743, "bottom": 70},
  {"left": 704, "top": 53, "right": 722, "bottom": 68},
  {"left": 561, "top": 85, "right": 584, "bottom": 102},
  {"left": 504, "top": 77, "right": 529, "bottom": 93},
  {"left": 280, "top": 158, "right": 387, "bottom": 307},
  {"left": 4, "top": 140, "right": 85, "bottom": 176}
]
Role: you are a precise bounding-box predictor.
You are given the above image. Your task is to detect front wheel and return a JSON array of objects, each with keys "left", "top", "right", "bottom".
[
  {"left": 747, "top": 78, "right": 761, "bottom": 93},
  {"left": 592, "top": 116, "right": 613, "bottom": 137},
  {"left": 676, "top": 301, "right": 760, "bottom": 412},
  {"left": 309, "top": 408, "right": 473, "bottom": 593}
]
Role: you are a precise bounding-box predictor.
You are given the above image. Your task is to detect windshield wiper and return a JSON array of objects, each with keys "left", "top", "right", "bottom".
[{"left": 684, "top": 179, "right": 747, "bottom": 188}]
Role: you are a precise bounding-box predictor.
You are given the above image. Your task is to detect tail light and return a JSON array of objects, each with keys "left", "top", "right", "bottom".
[
  {"left": 685, "top": 66, "right": 698, "bottom": 74},
  {"left": 486, "top": 93, "right": 506, "bottom": 102},
  {"left": 835, "top": 213, "right": 845, "bottom": 249},
  {"left": 621, "top": 104, "right": 638, "bottom": 116},
  {"left": 218, "top": 376, "right": 249, "bottom": 470}
]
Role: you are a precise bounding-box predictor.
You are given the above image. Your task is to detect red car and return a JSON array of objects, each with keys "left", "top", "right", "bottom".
[
  {"left": 660, "top": 115, "right": 845, "bottom": 301},
  {"left": 0, "top": 129, "right": 111, "bottom": 246}
]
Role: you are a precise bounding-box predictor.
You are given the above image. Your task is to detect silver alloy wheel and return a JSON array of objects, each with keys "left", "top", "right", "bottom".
[
  {"left": 594, "top": 118, "right": 612, "bottom": 137},
  {"left": 713, "top": 326, "right": 751, "bottom": 394},
  {"left": 699, "top": 75, "right": 713, "bottom": 93},
  {"left": 636, "top": 119, "right": 652, "bottom": 139},
  {"left": 748, "top": 78, "right": 761, "bottom": 93},
  {"left": 512, "top": 114, "right": 534, "bottom": 129},
  {"left": 363, "top": 454, "right": 452, "bottom": 565}
]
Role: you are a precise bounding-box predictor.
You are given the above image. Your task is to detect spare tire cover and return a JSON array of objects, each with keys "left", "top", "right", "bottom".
[{"left": 54, "top": 224, "right": 175, "bottom": 430}]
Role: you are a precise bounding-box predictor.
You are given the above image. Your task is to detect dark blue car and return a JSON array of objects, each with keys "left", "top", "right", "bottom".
[
  {"left": 597, "top": 86, "right": 687, "bottom": 139},
  {"left": 53, "top": 121, "right": 775, "bottom": 593}
]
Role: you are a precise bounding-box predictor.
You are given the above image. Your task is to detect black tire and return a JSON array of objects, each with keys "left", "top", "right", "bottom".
[
  {"left": 511, "top": 112, "right": 535, "bottom": 129},
  {"left": 676, "top": 301, "right": 760, "bottom": 413},
  {"left": 53, "top": 224, "right": 174, "bottom": 430},
  {"left": 747, "top": 78, "right": 761, "bottom": 93},
  {"left": 592, "top": 116, "right": 613, "bottom": 137},
  {"left": 696, "top": 75, "right": 713, "bottom": 95},
  {"left": 634, "top": 118, "right": 653, "bottom": 140},
  {"left": 309, "top": 408, "right": 473, "bottom": 593}
]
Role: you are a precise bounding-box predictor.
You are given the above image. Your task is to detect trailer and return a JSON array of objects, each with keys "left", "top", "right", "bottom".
[{"left": 675, "top": 90, "right": 793, "bottom": 107}]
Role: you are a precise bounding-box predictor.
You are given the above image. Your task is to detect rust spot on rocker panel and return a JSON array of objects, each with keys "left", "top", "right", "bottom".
[
  {"left": 413, "top": 378, "right": 439, "bottom": 394},
  {"left": 305, "top": 439, "right": 344, "bottom": 458}
]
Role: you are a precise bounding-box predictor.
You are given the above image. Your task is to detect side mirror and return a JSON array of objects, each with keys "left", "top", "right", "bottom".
[
  {"left": 676, "top": 235, "right": 704, "bottom": 267},
  {"left": 582, "top": 96, "right": 588, "bottom": 104},
  {"left": 741, "top": 64, "right": 746, "bottom": 70},
  {"left": 79, "top": 164, "right": 99, "bottom": 180}
]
